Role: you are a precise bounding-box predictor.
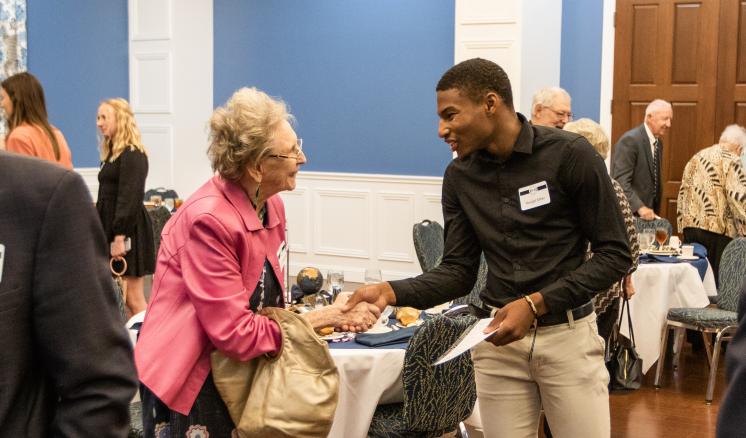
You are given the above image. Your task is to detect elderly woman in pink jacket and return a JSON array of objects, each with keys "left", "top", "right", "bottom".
[{"left": 135, "top": 87, "right": 379, "bottom": 436}]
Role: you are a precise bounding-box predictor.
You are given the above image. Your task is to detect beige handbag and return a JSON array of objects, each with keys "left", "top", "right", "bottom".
[{"left": 210, "top": 307, "right": 339, "bottom": 438}]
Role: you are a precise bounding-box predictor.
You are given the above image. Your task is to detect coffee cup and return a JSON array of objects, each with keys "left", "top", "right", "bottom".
[
  {"left": 681, "top": 244, "right": 695, "bottom": 258},
  {"left": 668, "top": 236, "right": 681, "bottom": 250}
]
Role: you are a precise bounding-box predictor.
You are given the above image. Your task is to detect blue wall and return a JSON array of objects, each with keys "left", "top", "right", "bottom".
[
  {"left": 27, "top": 0, "right": 129, "bottom": 168},
  {"left": 214, "top": 0, "right": 455, "bottom": 176},
  {"left": 560, "top": 0, "right": 603, "bottom": 122}
]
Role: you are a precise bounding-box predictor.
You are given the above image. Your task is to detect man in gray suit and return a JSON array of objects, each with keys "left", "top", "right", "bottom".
[
  {"left": 612, "top": 99, "right": 673, "bottom": 220},
  {"left": 0, "top": 151, "right": 138, "bottom": 436}
]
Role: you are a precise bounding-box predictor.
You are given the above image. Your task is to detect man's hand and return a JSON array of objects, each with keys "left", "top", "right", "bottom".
[
  {"left": 637, "top": 206, "right": 655, "bottom": 220},
  {"left": 339, "top": 282, "right": 397, "bottom": 332},
  {"left": 483, "top": 296, "right": 539, "bottom": 346}
]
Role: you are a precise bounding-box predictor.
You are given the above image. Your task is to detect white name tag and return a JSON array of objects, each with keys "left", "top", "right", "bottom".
[
  {"left": 518, "top": 181, "right": 551, "bottom": 211},
  {"left": 277, "top": 241, "right": 288, "bottom": 274}
]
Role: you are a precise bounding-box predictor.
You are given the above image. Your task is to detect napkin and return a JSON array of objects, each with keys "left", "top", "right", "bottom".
[{"left": 355, "top": 326, "right": 418, "bottom": 347}]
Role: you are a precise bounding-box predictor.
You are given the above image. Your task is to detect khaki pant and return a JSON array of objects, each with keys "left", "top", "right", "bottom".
[{"left": 471, "top": 312, "right": 609, "bottom": 438}]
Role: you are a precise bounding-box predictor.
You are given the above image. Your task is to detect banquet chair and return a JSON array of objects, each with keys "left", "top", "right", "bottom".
[
  {"left": 654, "top": 237, "right": 746, "bottom": 403},
  {"left": 634, "top": 217, "right": 673, "bottom": 243},
  {"left": 412, "top": 220, "right": 485, "bottom": 308},
  {"left": 368, "top": 314, "right": 478, "bottom": 438},
  {"left": 413, "top": 220, "right": 444, "bottom": 272}
]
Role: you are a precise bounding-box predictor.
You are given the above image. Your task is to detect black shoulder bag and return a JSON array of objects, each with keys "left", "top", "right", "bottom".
[{"left": 607, "top": 282, "right": 643, "bottom": 391}]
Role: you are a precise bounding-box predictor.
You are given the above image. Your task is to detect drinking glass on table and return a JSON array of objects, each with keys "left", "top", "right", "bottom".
[
  {"left": 639, "top": 230, "right": 655, "bottom": 252},
  {"left": 364, "top": 268, "right": 382, "bottom": 285},
  {"left": 328, "top": 269, "right": 344, "bottom": 301},
  {"left": 655, "top": 227, "right": 669, "bottom": 250}
]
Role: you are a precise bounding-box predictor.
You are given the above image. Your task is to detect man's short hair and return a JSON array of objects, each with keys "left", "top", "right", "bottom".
[
  {"left": 436, "top": 58, "right": 514, "bottom": 109},
  {"left": 532, "top": 86, "right": 571, "bottom": 114},
  {"left": 645, "top": 99, "right": 672, "bottom": 116},
  {"left": 720, "top": 124, "right": 746, "bottom": 148}
]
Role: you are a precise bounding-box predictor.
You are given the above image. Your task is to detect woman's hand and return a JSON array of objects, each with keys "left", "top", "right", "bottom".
[
  {"left": 302, "top": 301, "right": 381, "bottom": 333},
  {"left": 623, "top": 275, "right": 635, "bottom": 299},
  {"left": 338, "top": 301, "right": 382, "bottom": 332},
  {"left": 110, "top": 235, "right": 127, "bottom": 257}
]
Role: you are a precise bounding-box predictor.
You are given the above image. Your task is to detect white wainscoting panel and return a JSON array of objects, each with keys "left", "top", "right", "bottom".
[
  {"left": 76, "top": 167, "right": 100, "bottom": 201},
  {"left": 131, "top": 0, "right": 172, "bottom": 41},
  {"left": 314, "top": 189, "right": 371, "bottom": 259},
  {"left": 279, "top": 171, "right": 444, "bottom": 284},
  {"left": 131, "top": 52, "right": 172, "bottom": 113},
  {"left": 376, "top": 192, "right": 416, "bottom": 263},
  {"left": 139, "top": 125, "right": 173, "bottom": 190}
]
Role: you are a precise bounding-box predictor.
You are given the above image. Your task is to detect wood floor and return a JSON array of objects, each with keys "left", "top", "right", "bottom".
[{"left": 607, "top": 342, "right": 726, "bottom": 438}]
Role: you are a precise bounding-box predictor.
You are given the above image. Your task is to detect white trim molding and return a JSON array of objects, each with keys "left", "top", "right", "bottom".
[{"left": 280, "top": 171, "right": 444, "bottom": 284}]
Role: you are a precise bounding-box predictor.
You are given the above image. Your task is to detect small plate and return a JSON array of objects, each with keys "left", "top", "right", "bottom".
[
  {"left": 646, "top": 249, "right": 678, "bottom": 256},
  {"left": 677, "top": 255, "right": 699, "bottom": 261},
  {"left": 319, "top": 332, "right": 348, "bottom": 341}
]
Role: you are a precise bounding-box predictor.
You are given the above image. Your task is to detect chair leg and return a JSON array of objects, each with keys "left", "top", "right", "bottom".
[
  {"left": 706, "top": 330, "right": 726, "bottom": 404},
  {"left": 654, "top": 323, "right": 670, "bottom": 388},
  {"left": 672, "top": 327, "right": 686, "bottom": 370},
  {"left": 702, "top": 332, "right": 714, "bottom": 368}
]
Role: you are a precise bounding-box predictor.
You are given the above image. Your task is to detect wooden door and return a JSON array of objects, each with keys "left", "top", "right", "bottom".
[
  {"left": 612, "top": 0, "right": 720, "bottom": 229},
  {"left": 715, "top": 0, "right": 746, "bottom": 133}
]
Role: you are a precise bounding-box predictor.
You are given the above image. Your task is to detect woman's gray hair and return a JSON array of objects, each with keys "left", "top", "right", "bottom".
[
  {"left": 563, "top": 118, "right": 610, "bottom": 159},
  {"left": 719, "top": 124, "right": 746, "bottom": 148},
  {"left": 208, "top": 87, "right": 293, "bottom": 182}
]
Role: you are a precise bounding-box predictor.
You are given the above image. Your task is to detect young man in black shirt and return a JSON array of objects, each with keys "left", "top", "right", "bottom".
[{"left": 345, "top": 58, "right": 631, "bottom": 437}]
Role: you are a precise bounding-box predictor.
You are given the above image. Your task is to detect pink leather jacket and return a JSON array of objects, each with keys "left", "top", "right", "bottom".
[{"left": 135, "top": 175, "right": 285, "bottom": 414}]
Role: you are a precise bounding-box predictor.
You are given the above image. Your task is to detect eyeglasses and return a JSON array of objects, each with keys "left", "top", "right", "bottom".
[
  {"left": 268, "top": 138, "right": 304, "bottom": 161},
  {"left": 546, "top": 107, "right": 573, "bottom": 121}
]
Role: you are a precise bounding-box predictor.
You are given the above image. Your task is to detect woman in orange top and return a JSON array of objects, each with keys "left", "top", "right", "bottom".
[{"left": 1, "top": 72, "right": 73, "bottom": 169}]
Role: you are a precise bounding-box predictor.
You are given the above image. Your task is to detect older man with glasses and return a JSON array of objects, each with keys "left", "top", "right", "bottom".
[{"left": 530, "top": 86, "right": 572, "bottom": 129}]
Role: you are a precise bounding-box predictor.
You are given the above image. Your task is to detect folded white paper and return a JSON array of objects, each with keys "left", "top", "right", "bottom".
[{"left": 434, "top": 318, "right": 497, "bottom": 365}]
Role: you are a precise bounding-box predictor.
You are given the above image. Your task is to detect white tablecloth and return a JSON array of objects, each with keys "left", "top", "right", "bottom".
[
  {"left": 328, "top": 348, "right": 405, "bottom": 438},
  {"left": 622, "top": 262, "right": 717, "bottom": 373}
]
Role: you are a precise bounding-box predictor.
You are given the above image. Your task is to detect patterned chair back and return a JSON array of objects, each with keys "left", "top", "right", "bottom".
[
  {"left": 401, "top": 314, "right": 478, "bottom": 433},
  {"left": 147, "top": 206, "right": 172, "bottom": 257},
  {"left": 718, "top": 237, "right": 746, "bottom": 312},
  {"left": 413, "top": 220, "right": 444, "bottom": 272},
  {"left": 634, "top": 217, "right": 673, "bottom": 243},
  {"left": 452, "top": 254, "right": 486, "bottom": 308}
]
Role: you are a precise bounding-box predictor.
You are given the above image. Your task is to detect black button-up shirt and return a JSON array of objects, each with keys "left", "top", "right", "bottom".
[{"left": 390, "top": 114, "right": 632, "bottom": 318}]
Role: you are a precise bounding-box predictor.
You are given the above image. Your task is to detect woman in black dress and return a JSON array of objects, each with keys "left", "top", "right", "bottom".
[{"left": 96, "top": 98, "right": 155, "bottom": 317}]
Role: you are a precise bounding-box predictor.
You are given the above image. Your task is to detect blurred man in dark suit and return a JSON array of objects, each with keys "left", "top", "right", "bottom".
[
  {"left": 612, "top": 99, "right": 673, "bottom": 220},
  {"left": 0, "top": 151, "right": 138, "bottom": 437}
]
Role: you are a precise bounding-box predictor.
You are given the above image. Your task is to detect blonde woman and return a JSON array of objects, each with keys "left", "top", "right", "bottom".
[{"left": 96, "top": 98, "right": 155, "bottom": 317}]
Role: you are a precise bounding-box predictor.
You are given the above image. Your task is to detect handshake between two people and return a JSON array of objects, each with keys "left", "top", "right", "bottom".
[{"left": 332, "top": 282, "right": 548, "bottom": 347}]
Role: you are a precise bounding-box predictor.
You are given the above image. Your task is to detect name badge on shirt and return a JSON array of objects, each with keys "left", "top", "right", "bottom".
[
  {"left": 518, "top": 181, "right": 551, "bottom": 211},
  {"left": 277, "top": 241, "right": 288, "bottom": 274}
]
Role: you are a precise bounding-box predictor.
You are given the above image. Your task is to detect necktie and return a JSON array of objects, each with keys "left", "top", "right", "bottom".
[{"left": 652, "top": 139, "right": 660, "bottom": 206}]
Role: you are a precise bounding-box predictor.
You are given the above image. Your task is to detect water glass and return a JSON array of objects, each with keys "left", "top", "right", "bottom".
[
  {"left": 639, "top": 231, "right": 655, "bottom": 252},
  {"left": 364, "top": 268, "right": 382, "bottom": 285},
  {"left": 328, "top": 269, "right": 344, "bottom": 299}
]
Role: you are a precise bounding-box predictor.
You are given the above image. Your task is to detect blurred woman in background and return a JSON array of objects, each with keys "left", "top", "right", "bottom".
[
  {"left": 1, "top": 72, "right": 72, "bottom": 168},
  {"left": 96, "top": 98, "right": 155, "bottom": 318}
]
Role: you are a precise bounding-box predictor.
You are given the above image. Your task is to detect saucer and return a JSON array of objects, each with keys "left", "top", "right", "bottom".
[{"left": 677, "top": 255, "right": 699, "bottom": 261}]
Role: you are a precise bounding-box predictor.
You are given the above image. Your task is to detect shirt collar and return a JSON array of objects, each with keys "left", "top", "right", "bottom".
[
  {"left": 643, "top": 122, "right": 657, "bottom": 146},
  {"left": 212, "top": 175, "right": 281, "bottom": 231},
  {"left": 513, "top": 113, "right": 535, "bottom": 155}
]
